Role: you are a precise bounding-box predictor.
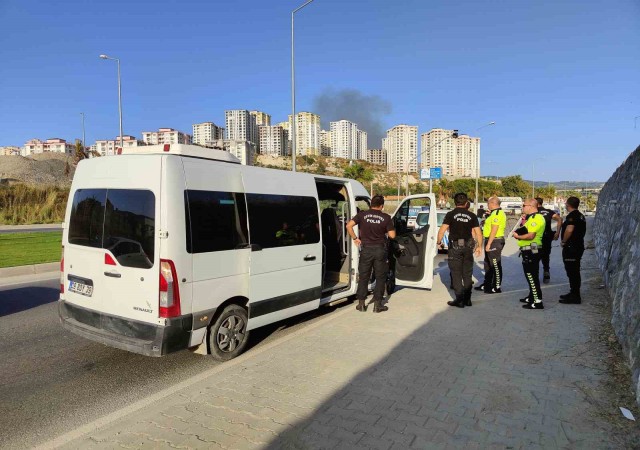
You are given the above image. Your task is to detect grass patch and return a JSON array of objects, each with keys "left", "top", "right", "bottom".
[
  {"left": 0, "top": 184, "right": 69, "bottom": 225},
  {"left": 0, "top": 232, "right": 62, "bottom": 268}
]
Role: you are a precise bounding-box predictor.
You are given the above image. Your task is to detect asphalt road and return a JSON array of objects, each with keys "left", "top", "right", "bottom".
[
  {"left": 0, "top": 227, "right": 61, "bottom": 234},
  {"left": 0, "top": 255, "right": 445, "bottom": 449},
  {"left": 0, "top": 224, "right": 62, "bottom": 235}
]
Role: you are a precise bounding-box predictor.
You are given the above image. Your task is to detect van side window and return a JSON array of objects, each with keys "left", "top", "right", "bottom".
[
  {"left": 246, "top": 194, "right": 319, "bottom": 249},
  {"left": 184, "top": 190, "right": 249, "bottom": 253},
  {"left": 68, "top": 188, "right": 155, "bottom": 269},
  {"left": 69, "top": 189, "right": 107, "bottom": 248}
]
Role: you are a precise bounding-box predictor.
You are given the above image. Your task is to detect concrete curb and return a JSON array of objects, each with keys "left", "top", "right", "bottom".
[{"left": 0, "top": 262, "right": 59, "bottom": 278}]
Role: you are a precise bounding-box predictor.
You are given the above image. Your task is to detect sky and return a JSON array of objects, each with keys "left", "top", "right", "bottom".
[{"left": 1, "top": 0, "right": 639, "bottom": 182}]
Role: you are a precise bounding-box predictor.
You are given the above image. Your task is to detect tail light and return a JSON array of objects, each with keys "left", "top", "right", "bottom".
[
  {"left": 60, "top": 246, "right": 65, "bottom": 294},
  {"left": 159, "top": 259, "right": 180, "bottom": 318}
]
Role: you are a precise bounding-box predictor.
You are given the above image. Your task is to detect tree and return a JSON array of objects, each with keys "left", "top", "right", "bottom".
[
  {"left": 73, "top": 139, "right": 87, "bottom": 166},
  {"left": 343, "top": 163, "right": 374, "bottom": 183},
  {"left": 316, "top": 162, "right": 326, "bottom": 175},
  {"left": 500, "top": 175, "right": 532, "bottom": 198},
  {"left": 451, "top": 178, "right": 476, "bottom": 199}
]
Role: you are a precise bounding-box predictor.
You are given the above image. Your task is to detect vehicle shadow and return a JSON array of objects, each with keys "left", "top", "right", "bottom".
[
  {"left": 0, "top": 286, "right": 59, "bottom": 317},
  {"left": 245, "top": 299, "right": 354, "bottom": 352}
]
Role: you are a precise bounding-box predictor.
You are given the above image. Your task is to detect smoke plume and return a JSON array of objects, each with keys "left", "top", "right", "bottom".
[{"left": 312, "top": 88, "right": 392, "bottom": 149}]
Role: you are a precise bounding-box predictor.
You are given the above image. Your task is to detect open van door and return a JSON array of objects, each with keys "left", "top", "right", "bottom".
[{"left": 391, "top": 194, "right": 437, "bottom": 289}]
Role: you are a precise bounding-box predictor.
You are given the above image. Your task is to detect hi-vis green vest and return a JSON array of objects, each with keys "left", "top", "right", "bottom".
[
  {"left": 482, "top": 208, "right": 507, "bottom": 238},
  {"left": 518, "top": 213, "right": 545, "bottom": 247}
]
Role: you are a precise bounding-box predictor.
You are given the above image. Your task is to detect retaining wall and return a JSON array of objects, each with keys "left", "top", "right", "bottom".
[{"left": 593, "top": 144, "right": 640, "bottom": 403}]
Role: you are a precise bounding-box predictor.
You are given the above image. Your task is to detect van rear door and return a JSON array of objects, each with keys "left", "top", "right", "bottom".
[
  {"left": 63, "top": 156, "right": 161, "bottom": 324},
  {"left": 391, "top": 194, "right": 438, "bottom": 289}
]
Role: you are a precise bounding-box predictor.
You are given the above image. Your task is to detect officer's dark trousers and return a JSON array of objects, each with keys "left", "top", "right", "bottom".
[
  {"left": 356, "top": 245, "right": 388, "bottom": 304},
  {"left": 562, "top": 245, "right": 584, "bottom": 296},
  {"left": 521, "top": 250, "right": 543, "bottom": 303},
  {"left": 448, "top": 244, "right": 474, "bottom": 302},
  {"left": 483, "top": 238, "right": 504, "bottom": 291},
  {"left": 540, "top": 235, "right": 553, "bottom": 272}
]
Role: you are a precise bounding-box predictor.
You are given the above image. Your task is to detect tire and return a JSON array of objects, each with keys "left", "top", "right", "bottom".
[{"left": 208, "top": 304, "right": 250, "bottom": 361}]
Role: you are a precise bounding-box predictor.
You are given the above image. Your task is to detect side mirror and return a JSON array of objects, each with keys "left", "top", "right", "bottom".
[{"left": 416, "top": 213, "right": 430, "bottom": 227}]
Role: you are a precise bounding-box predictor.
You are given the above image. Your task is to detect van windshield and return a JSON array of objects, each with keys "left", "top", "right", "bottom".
[{"left": 69, "top": 189, "right": 155, "bottom": 268}]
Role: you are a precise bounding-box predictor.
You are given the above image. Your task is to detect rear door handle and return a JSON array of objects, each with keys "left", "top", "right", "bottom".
[
  {"left": 104, "top": 271, "right": 121, "bottom": 278},
  {"left": 304, "top": 255, "right": 316, "bottom": 261}
]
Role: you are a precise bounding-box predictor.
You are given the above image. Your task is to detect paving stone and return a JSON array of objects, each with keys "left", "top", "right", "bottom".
[{"left": 58, "top": 239, "right": 634, "bottom": 450}]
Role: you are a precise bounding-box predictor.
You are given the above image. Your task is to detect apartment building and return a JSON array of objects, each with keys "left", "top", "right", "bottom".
[
  {"left": 91, "top": 135, "right": 145, "bottom": 156},
  {"left": 0, "top": 146, "right": 20, "bottom": 156},
  {"left": 357, "top": 129, "right": 367, "bottom": 161},
  {"left": 259, "top": 125, "right": 287, "bottom": 156},
  {"left": 421, "top": 128, "right": 480, "bottom": 177},
  {"left": 225, "top": 110, "right": 258, "bottom": 151},
  {"left": 288, "top": 112, "right": 321, "bottom": 156},
  {"left": 142, "top": 128, "right": 192, "bottom": 145},
  {"left": 21, "top": 138, "right": 75, "bottom": 156},
  {"left": 365, "top": 148, "right": 386, "bottom": 166},
  {"left": 250, "top": 110, "right": 271, "bottom": 127},
  {"left": 192, "top": 122, "right": 225, "bottom": 146},
  {"left": 383, "top": 125, "right": 418, "bottom": 173},
  {"left": 320, "top": 130, "right": 332, "bottom": 156},
  {"left": 205, "top": 139, "right": 256, "bottom": 166},
  {"left": 329, "top": 120, "right": 367, "bottom": 160}
]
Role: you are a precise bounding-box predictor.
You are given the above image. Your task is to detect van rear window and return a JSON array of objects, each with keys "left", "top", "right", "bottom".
[{"left": 68, "top": 189, "right": 155, "bottom": 268}]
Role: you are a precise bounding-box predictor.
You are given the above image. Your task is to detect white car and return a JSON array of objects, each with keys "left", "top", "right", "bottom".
[{"left": 416, "top": 209, "right": 450, "bottom": 252}]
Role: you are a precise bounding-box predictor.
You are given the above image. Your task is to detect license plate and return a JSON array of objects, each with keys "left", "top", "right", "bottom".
[{"left": 69, "top": 280, "right": 93, "bottom": 297}]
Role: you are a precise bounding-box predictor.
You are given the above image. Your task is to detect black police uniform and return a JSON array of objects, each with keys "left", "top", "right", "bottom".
[
  {"left": 538, "top": 206, "right": 555, "bottom": 279},
  {"left": 352, "top": 209, "right": 395, "bottom": 310},
  {"left": 443, "top": 208, "right": 479, "bottom": 307},
  {"left": 561, "top": 209, "right": 586, "bottom": 300}
]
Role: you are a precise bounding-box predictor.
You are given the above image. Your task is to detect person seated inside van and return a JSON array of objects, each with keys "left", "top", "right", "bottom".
[{"left": 276, "top": 222, "right": 297, "bottom": 246}]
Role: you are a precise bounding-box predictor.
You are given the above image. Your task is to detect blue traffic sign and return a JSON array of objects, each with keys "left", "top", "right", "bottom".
[{"left": 430, "top": 167, "right": 442, "bottom": 179}]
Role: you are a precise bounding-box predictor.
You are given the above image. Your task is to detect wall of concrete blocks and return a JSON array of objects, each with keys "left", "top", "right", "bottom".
[{"left": 594, "top": 144, "right": 640, "bottom": 404}]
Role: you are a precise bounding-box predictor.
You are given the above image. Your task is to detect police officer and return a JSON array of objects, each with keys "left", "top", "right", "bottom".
[
  {"left": 474, "top": 196, "right": 507, "bottom": 294},
  {"left": 437, "top": 193, "right": 482, "bottom": 308},
  {"left": 535, "top": 197, "right": 562, "bottom": 283},
  {"left": 513, "top": 199, "right": 546, "bottom": 310},
  {"left": 346, "top": 195, "right": 396, "bottom": 313},
  {"left": 477, "top": 205, "right": 487, "bottom": 220},
  {"left": 559, "top": 196, "right": 587, "bottom": 304}
]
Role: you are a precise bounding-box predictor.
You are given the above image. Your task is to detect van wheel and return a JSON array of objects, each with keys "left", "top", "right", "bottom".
[{"left": 208, "top": 305, "right": 250, "bottom": 361}]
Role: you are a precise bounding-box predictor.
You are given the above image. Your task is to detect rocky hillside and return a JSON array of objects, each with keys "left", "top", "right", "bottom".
[{"left": 0, "top": 153, "right": 75, "bottom": 186}]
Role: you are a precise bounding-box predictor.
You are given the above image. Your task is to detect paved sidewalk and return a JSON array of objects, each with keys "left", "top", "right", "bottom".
[{"left": 49, "top": 237, "right": 637, "bottom": 449}]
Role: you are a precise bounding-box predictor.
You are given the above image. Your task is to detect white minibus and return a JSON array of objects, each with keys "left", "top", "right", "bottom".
[{"left": 59, "top": 145, "right": 438, "bottom": 360}]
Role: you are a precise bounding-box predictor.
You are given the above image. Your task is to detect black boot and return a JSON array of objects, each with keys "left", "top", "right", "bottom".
[
  {"left": 474, "top": 283, "right": 485, "bottom": 291},
  {"left": 519, "top": 296, "right": 532, "bottom": 303},
  {"left": 522, "top": 301, "right": 544, "bottom": 310},
  {"left": 373, "top": 302, "right": 388, "bottom": 313},
  {"left": 559, "top": 292, "right": 581, "bottom": 304},
  {"left": 464, "top": 289, "right": 472, "bottom": 307},
  {"left": 543, "top": 271, "right": 550, "bottom": 284},
  {"left": 447, "top": 295, "right": 465, "bottom": 308},
  {"left": 559, "top": 292, "right": 573, "bottom": 300},
  {"left": 356, "top": 299, "right": 368, "bottom": 312}
]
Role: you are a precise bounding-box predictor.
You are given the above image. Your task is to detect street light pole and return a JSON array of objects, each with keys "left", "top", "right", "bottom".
[
  {"left": 474, "top": 121, "right": 495, "bottom": 213},
  {"left": 80, "top": 112, "right": 85, "bottom": 151},
  {"left": 99, "top": 54, "right": 123, "bottom": 151},
  {"left": 291, "top": 0, "right": 314, "bottom": 172}
]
